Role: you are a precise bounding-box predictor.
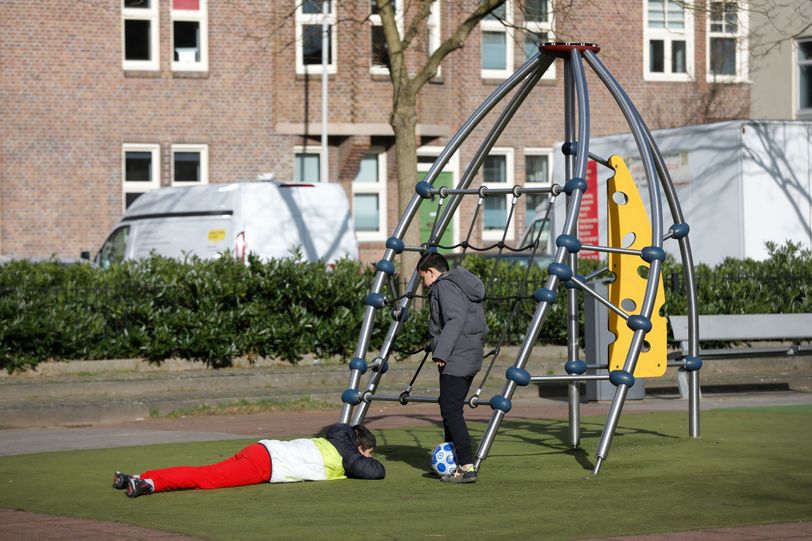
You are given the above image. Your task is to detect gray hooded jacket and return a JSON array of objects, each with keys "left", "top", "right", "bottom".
[{"left": 427, "top": 266, "right": 489, "bottom": 377}]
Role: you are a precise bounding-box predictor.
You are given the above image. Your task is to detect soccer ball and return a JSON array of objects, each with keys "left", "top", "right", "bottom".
[{"left": 431, "top": 442, "right": 457, "bottom": 476}]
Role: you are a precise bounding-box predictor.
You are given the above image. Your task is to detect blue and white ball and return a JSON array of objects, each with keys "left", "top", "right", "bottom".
[{"left": 431, "top": 442, "right": 457, "bottom": 476}]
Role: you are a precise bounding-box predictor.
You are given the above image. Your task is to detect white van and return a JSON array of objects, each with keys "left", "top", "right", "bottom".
[{"left": 95, "top": 182, "right": 359, "bottom": 267}]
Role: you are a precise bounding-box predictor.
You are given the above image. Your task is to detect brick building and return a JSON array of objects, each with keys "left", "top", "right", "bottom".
[{"left": 0, "top": 1, "right": 750, "bottom": 263}]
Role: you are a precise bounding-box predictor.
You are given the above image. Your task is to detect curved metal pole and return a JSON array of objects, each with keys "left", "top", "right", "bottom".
[
  {"left": 393, "top": 53, "right": 545, "bottom": 242},
  {"left": 430, "top": 56, "right": 554, "bottom": 243},
  {"left": 567, "top": 48, "right": 591, "bottom": 448},
  {"left": 583, "top": 50, "right": 666, "bottom": 474},
  {"left": 475, "top": 49, "right": 592, "bottom": 468},
  {"left": 642, "top": 128, "right": 701, "bottom": 437}
]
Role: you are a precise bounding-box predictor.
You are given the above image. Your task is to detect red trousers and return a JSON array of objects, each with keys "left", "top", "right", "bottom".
[{"left": 140, "top": 443, "right": 272, "bottom": 493}]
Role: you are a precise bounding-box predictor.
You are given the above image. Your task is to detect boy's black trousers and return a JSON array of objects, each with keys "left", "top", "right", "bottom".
[{"left": 439, "top": 373, "right": 475, "bottom": 466}]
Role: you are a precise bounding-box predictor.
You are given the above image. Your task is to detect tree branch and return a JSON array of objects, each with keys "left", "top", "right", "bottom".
[{"left": 412, "top": 0, "right": 506, "bottom": 91}]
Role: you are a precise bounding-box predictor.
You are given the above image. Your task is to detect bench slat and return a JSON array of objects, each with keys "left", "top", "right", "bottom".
[{"left": 670, "top": 314, "right": 812, "bottom": 342}]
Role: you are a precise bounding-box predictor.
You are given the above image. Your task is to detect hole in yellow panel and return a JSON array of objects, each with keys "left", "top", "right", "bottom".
[
  {"left": 621, "top": 298, "right": 637, "bottom": 311},
  {"left": 637, "top": 265, "right": 649, "bottom": 279},
  {"left": 622, "top": 232, "right": 636, "bottom": 248},
  {"left": 612, "top": 191, "right": 628, "bottom": 205}
]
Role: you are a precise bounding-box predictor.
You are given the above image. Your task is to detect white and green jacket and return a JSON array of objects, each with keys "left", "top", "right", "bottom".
[
  {"left": 259, "top": 423, "right": 385, "bottom": 483},
  {"left": 259, "top": 437, "right": 346, "bottom": 483}
]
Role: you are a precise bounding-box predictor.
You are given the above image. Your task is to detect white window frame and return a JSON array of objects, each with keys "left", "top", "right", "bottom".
[
  {"left": 797, "top": 37, "right": 812, "bottom": 118},
  {"left": 705, "top": 0, "right": 747, "bottom": 83},
  {"left": 121, "top": 0, "right": 159, "bottom": 71},
  {"left": 122, "top": 143, "right": 160, "bottom": 212},
  {"left": 427, "top": 0, "right": 442, "bottom": 66},
  {"left": 482, "top": 147, "right": 515, "bottom": 241},
  {"left": 417, "top": 145, "right": 461, "bottom": 250},
  {"left": 480, "top": 1, "right": 514, "bottom": 80},
  {"left": 522, "top": 0, "right": 555, "bottom": 80},
  {"left": 523, "top": 147, "right": 553, "bottom": 248},
  {"left": 352, "top": 150, "right": 388, "bottom": 241},
  {"left": 295, "top": 1, "right": 337, "bottom": 75},
  {"left": 370, "top": 1, "right": 404, "bottom": 75},
  {"left": 171, "top": 0, "right": 208, "bottom": 72},
  {"left": 643, "top": 0, "right": 694, "bottom": 82},
  {"left": 293, "top": 145, "right": 322, "bottom": 182},
  {"left": 171, "top": 144, "right": 209, "bottom": 186}
]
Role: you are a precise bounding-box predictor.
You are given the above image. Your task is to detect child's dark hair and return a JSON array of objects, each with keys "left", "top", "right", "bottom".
[
  {"left": 352, "top": 425, "right": 377, "bottom": 451},
  {"left": 417, "top": 252, "right": 449, "bottom": 274}
]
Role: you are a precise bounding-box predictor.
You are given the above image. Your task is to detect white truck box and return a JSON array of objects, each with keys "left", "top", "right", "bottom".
[{"left": 551, "top": 120, "right": 812, "bottom": 265}]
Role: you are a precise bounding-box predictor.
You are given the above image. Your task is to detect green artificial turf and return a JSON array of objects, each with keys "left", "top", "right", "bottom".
[{"left": 1, "top": 406, "right": 811, "bottom": 540}]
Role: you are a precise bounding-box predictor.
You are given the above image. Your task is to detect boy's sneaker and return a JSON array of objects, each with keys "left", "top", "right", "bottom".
[
  {"left": 112, "top": 471, "right": 131, "bottom": 490},
  {"left": 126, "top": 477, "right": 154, "bottom": 498},
  {"left": 441, "top": 467, "right": 477, "bottom": 484}
]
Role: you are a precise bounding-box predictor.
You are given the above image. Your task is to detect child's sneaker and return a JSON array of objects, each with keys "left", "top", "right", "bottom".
[
  {"left": 126, "top": 477, "right": 154, "bottom": 498},
  {"left": 441, "top": 466, "right": 477, "bottom": 484},
  {"left": 112, "top": 471, "right": 131, "bottom": 490}
]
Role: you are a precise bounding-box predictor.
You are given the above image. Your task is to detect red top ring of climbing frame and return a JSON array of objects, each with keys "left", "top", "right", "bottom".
[{"left": 539, "top": 42, "right": 601, "bottom": 57}]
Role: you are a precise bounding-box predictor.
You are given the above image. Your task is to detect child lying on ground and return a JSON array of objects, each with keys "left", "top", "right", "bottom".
[{"left": 113, "top": 423, "right": 385, "bottom": 498}]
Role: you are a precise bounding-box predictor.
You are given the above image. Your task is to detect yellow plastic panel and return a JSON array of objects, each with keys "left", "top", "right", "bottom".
[{"left": 607, "top": 156, "right": 666, "bottom": 378}]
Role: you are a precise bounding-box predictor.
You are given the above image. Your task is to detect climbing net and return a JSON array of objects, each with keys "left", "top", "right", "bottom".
[
  {"left": 386, "top": 185, "right": 559, "bottom": 408},
  {"left": 338, "top": 42, "right": 701, "bottom": 476}
]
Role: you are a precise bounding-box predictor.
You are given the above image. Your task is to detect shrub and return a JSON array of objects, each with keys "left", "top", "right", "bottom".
[{"left": 1, "top": 242, "right": 809, "bottom": 372}]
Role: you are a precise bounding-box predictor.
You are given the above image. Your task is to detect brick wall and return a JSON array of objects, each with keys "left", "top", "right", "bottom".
[{"left": 1, "top": 0, "right": 749, "bottom": 261}]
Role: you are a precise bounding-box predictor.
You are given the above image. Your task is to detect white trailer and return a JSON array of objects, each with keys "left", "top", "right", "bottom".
[{"left": 551, "top": 120, "right": 812, "bottom": 265}]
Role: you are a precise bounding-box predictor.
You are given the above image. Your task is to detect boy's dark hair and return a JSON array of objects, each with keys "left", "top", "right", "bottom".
[
  {"left": 352, "top": 425, "right": 377, "bottom": 451},
  {"left": 417, "top": 252, "right": 449, "bottom": 274}
]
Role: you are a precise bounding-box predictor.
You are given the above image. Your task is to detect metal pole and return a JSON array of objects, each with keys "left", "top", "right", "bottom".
[
  {"left": 430, "top": 58, "right": 552, "bottom": 243},
  {"left": 641, "top": 129, "right": 701, "bottom": 437},
  {"left": 562, "top": 54, "right": 581, "bottom": 449},
  {"left": 320, "top": 0, "right": 329, "bottom": 183},
  {"left": 475, "top": 50, "right": 591, "bottom": 468},
  {"left": 583, "top": 50, "right": 665, "bottom": 474},
  {"left": 568, "top": 48, "right": 591, "bottom": 449}
]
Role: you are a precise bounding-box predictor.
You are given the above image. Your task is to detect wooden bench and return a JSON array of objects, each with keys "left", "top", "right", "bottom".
[{"left": 668, "top": 313, "right": 812, "bottom": 398}]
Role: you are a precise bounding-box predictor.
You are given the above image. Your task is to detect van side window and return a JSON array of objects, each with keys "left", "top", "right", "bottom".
[{"left": 98, "top": 226, "right": 131, "bottom": 269}]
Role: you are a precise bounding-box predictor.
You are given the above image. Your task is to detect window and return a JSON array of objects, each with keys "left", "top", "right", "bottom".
[
  {"left": 296, "top": 0, "right": 337, "bottom": 75},
  {"left": 352, "top": 152, "right": 388, "bottom": 240},
  {"left": 294, "top": 147, "right": 321, "bottom": 182},
  {"left": 523, "top": 149, "right": 551, "bottom": 225},
  {"left": 370, "top": 1, "right": 403, "bottom": 74},
  {"left": 798, "top": 38, "right": 812, "bottom": 116},
  {"left": 482, "top": 148, "right": 514, "bottom": 240},
  {"left": 481, "top": 2, "right": 514, "bottom": 79},
  {"left": 523, "top": 149, "right": 552, "bottom": 250},
  {"left": 522, "top": 0, "right": 555, "bottom": 80},
  {"left": 707, "top": 1, "right": 747, "bottom": 82},
  {"left": 122, "top": 144, "right": 160, "bottom": 210},
  {"left": 171, "top": 144, "right": 208, "bottom": 186},
  {"left": 122, "top": 0, "right": 159, "bottom": 71},
  {"left": 171, "top": 0, "right": 208, "bottom": 71},
  {"left": 97, "top": 226, "right": 131, "bottom": 268},
  {"left": 644, "top": 0, "right": 694, "bottom": 81}
]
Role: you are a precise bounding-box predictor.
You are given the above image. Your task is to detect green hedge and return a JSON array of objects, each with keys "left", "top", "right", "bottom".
[{"left": 1, "top": 242, "right": 810, "bottom": 372}]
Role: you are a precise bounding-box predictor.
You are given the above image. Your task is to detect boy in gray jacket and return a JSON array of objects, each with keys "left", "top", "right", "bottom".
[{"left": 418, "top": 253, "right": 488, "bottom": 483}]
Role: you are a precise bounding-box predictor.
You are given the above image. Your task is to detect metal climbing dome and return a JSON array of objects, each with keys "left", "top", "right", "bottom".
[{"left": 338, "top": 42, "right": 702, "bottom": 475}]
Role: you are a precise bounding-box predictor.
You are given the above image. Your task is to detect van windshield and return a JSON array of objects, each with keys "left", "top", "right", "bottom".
[{"left": 97, "top": 226, "right": 130, "bottom": 269}]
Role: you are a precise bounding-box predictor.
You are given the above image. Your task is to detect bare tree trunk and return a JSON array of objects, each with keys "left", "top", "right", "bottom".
[{"left": 391, "top": 88, "right": 421, "bottom": 275}]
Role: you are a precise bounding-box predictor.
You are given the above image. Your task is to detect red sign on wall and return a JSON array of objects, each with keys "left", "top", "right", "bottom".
[{"left": 578, "top": 160, "right": 600, "bottom": 260}]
